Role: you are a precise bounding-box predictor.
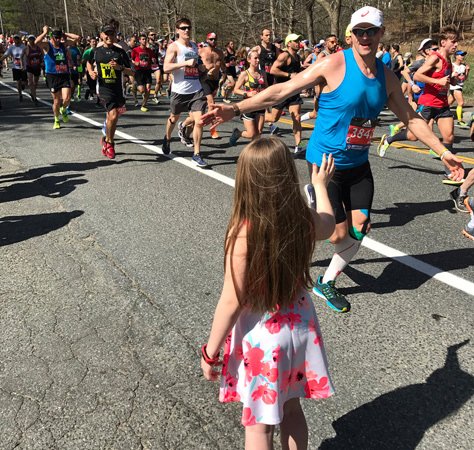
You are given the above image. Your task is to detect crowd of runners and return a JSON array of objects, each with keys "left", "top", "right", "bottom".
[{"left": 0, "top": 8, "right": 473, "bottom": 310}]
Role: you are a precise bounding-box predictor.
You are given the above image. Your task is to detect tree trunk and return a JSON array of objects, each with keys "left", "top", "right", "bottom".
[
  {"left": 305, "top": 1, "right": 315, "bottom": 45},
  {"left": 316, "top": 0, "right": 341, "bottom": 36},
  {"left": 269, "top": 0, "right": 276, "bottom": 38}
]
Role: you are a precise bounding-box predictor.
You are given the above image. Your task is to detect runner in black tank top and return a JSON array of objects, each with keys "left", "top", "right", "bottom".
[
  {"left": 267, "top": 34, "right": 305, "bottom": 154},
  {"left": 258, "top": 28, "right": 279, "bottom": 85}
]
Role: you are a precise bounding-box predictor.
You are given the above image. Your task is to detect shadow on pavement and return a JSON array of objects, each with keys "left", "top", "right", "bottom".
[
  {"left": 371, "top": 199, "right": 454, "bottom": 228},
  {"left": 387, "top": 164, "right": 444, "bottom": 176},
  {"left": 0, "top": 210, "right": 84, "bottom": 246},
  {"left": 342, "top": 247, "right": 473, "bottom": 295},
  {"left": 319, "top": 340, "right": 473, "bottom": 450},
  {"left": 1, "top": 174, "right": 87, "bottom": 203}
]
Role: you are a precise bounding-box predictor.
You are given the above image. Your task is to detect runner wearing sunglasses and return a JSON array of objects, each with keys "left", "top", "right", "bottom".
[
  {"left": 200, "top": 6, "right": 464, "bottom": 313},
  {"left": 163, "top": 18, "right": 208, "bottom": 167}
]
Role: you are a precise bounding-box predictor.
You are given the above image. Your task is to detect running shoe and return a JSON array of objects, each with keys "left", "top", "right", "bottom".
[
  {"left": 152, "top": 97, "right": 160, "bottom": 105},
  {"left": 140, "top": 106, "right": 149, "bottom": 112},
  {"left": 462, "top": 198, "right": 474, "bottom": 241},
  {"left": 178, "top": 122, "right": 193, "bottom": 147},
  {"left": 389, "top": 124, "right": 399, "bottom": 136},
  {"left": 60, "top": 107, "right": 69, "bottom": 123},
  {"left": 429, "top": 149, "right": 441, "bottom": 159},
  {"left": 304, "top": 184, "right": 316, "bottom": 210},
  {"left": 66, "top": 106, "right": 72, "bottom": 115},
  {"left": 457, "top": 120, "right": 468, "bottom": 128},
  {"left": 229, "top": 128, "right": 240, "bottom": 146},
  {"left": 442, "top": 176, "right": 465, "bottom": 186},
  {"left": 101, "top": 137, "right": 107, "bottom": 156},
  {"left": 313, "top": 276, "right": 351, "bottom": 313},
  {"left": 223, "top": 99, "right": 231, "bottom": 104},
  {"left": 134, "top": 100, "right": 139, "bottom": 107},
  {"left": 53, "top": 119, "right": 60, "bottom": 130},
  {"left": 293, "top": 145, "right": 306, "bottom": 155},
  {"left": 192, "top": 153, "right": 208, "bottom": 167},
  {"left": 104, "top": 142, "right": 115, "bottom": 159},
  {"left": 269, "top": 124, "right": 280, "bottom": 135},
  {"left": 450, "top": 188, "right": 469, "bottom": 213},
  {"left": 162, "top": 136, "right": 171, "bottom": 155},
  {"left": 377, "top": 134, "right": 389, "bottom": 157},
  {"left": 210, "top": 127, "right": 220, "bottom": 139}
]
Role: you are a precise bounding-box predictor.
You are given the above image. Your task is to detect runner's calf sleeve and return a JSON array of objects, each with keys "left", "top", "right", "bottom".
[
  {"left": 456, "top": 105, "right": 463, "bottom": 122},
  {"left": 387, "top": 129, "right": 408, "bottom": 144},
  {"left": 322, "top": 234, "right": 362, "bottom": 284}
]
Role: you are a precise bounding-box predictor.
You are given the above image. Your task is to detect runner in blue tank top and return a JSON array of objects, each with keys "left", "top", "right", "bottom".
[
  {"left": 35, "top": 25, "right": 80, "bottom": 129},
  {"left": 201, "top": 6, "right": 465, "bottom": 313}
]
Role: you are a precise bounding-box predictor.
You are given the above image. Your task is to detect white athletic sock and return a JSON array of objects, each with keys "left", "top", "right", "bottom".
[
  {"left": 301, "top": 112, "right": 311, "bottom": 122},
  {"left": 322, "top": 235, "right": 361, "bottom": 284},
  {"left": 468, "top": 211, "right": 474, "bottom": 228}
]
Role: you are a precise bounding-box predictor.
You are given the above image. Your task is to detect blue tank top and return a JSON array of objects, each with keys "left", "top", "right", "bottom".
[
  {"left": 44, "top": 42, "right": 69, "bottom": 75},
  {"left": 307, "top": 49, "right": 387, "bottom": 169}
]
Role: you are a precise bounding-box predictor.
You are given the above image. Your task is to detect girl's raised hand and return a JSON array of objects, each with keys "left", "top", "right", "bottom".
[{"left": 311, "top": 153, "right": 335, "bottom": 187}]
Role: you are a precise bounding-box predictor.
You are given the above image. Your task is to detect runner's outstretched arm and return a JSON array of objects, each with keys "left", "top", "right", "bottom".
[{"left": 200, "top": 58, "right": 327, "bottom": 127}]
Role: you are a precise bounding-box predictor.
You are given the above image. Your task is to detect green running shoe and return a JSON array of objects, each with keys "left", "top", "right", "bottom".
[{"left": 313, "top": 276, "right": 351, "bottom": 313}]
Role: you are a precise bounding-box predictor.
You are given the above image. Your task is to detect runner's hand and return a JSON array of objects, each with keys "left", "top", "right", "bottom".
[
  {"left": 89, "top": 70, "right": 97, "bottom": 80},
  {"left": 43, "top": 25, "right": 49, "bottom": 34},
  {"left": 443, "top": 153, "right": 465, "bottom": 182},
  {"left": 200, "top": 103, "right": 234, "bottom": 127},
  {"left": 437, "top": 76, "right": 450, "bottom": 88},
  {"left": 185, "top": 58, "right": 196, "bottom": 67},
  {"left": 311, "top": 153, "right": 335, "bottom": 187}
]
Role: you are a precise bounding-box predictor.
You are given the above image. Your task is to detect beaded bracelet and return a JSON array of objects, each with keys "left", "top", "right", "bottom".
[{"left": 201, "top": 344, "right": 220, "bottom": 366}]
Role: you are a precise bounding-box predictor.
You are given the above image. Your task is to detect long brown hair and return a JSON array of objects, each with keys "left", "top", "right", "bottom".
[{"left": 225, "top": 137, "right": 315, "bottom": 313}]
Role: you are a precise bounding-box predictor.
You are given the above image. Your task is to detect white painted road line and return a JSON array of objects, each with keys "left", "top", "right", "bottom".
[{"left": 2, "top": 81, "right": 473, "bottom": 296}]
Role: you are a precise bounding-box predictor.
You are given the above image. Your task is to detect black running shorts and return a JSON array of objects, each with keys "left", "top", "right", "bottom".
[
  {"left": 201, "top": 78, "right": 219, "bottom": 96},
  {"left": 134, "top": 69, "right": 153, "bottom": 87},
  {"left": 46, "top": 73, "right": 71, "bottom": 93},
  {"left": 417, "top": 105, "right": 453, "bottom": 122},
  {"left": 12, "top": 68, "right": 27, "bottom": 82},
  {"left": 169, "top": 90, "right": 207, "bottom": 115},
  {"left": 99, "top": 86, "right": 126, "bottom": 112},
  {"left": 312, "top": 161, "right": 374, "bottom": 224},
  {"left": 273, "top": 93, "right": 303, "bottom": 111}
]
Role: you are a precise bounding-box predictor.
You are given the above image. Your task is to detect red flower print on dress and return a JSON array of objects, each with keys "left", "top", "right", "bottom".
[
  {"left": 222, "top": 389, "right": 241, "bottom": 402},
  {"left": 242, "top": 407, "right": 257, "bottom": 426},
  {"left": 243, "top": 342, "right": 265, "bottom": 383},
  {"left": 272, "top": 345, "right": 281, "bottom": 363},
  {"left": 286, "top": 312, "right": 302, "bottom": 330},
  {"left": 308, "top": 319, "right": 322, "bottom": 345},
  {"left": 265, "top": 312, "right": 289, "bottom": 334},
  {"left": 304, "top": 376, "right": 331, "bottom": 398},
  {"left": 261, "top": 362, "right": 278, "bottom": 382},
  {"left": 251, "top": 383, "right": 277, "bottom": 404}
]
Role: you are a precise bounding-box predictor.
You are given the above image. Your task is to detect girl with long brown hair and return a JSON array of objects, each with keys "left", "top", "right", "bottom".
[{"left": 201, "top": 137, "right": 336, "bottom": 450}]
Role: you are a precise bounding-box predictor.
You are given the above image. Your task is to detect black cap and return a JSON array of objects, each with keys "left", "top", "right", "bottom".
[
  {"left": 101, "top": 24, "right": 116, "bottom": 34},
  {"left": 51, "top": 29, "right": 63, "bottom": 38},
  {"left": 274, "top": 37, "right": 283, "bottom": 44},
  {"left": 13, "top": 34, "right": 20, "bottom": 39}
]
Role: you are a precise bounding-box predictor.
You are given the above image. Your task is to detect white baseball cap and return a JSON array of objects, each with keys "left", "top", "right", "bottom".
[
  {"left": 417, "top": 38, "right": 436, "bottom": 51},
  {"left": 350, "top": 6, "right": 383, "bottom": 29}
]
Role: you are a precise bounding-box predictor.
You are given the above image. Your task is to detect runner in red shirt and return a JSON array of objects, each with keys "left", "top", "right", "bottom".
[
  {"left": 130, "top": 34, "right": 156, "bottom": 112},
  {"left": 378, "top": 26, "right": 460, "bottom": 184}
]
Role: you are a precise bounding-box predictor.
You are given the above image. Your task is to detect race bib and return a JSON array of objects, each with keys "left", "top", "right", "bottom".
[
  {"left": 346, "top": 118, "right": 376, "bottom": 151},
  {"left": 55, "top": 53, "right": 68, "bottom": 73},
  {"left": 30, "top": 56, "right": 40, "bottom": 67}
]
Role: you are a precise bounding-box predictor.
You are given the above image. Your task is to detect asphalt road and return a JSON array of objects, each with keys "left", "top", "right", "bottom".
[{"left": 1, "top": 72, "right": 473, "bottom": 450}]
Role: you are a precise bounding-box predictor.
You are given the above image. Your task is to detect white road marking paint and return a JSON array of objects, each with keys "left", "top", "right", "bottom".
[{"left": 2, "top": 81, "right": 473, "bottom": 295}]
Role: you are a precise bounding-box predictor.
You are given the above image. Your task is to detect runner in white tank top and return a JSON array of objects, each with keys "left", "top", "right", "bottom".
[{"left": 163, "top": 17, "right": 208, "bottom": 167}]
